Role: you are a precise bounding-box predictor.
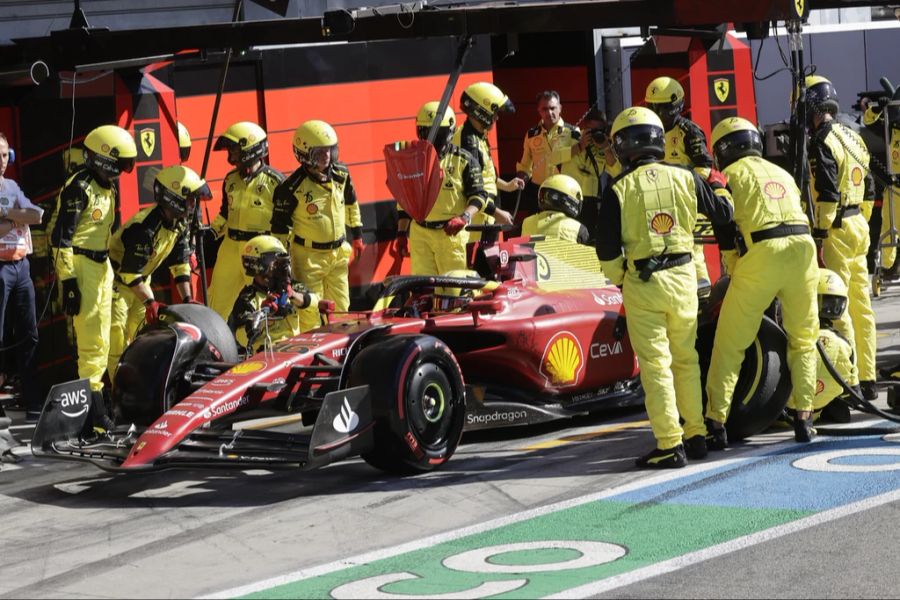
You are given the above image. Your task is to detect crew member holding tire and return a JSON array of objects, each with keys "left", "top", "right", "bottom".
[
  {"left": 705, "top": 117, "right": 819, "bottom": 443},
  {"left": 207, "top": 121, "right": 284, "bottom": 319},
  {"left": 645, "top": 77, "right": 718, "bottom": 293},
  {"left": 49, "top": 124, "right": 137, "bottom": 426},
  {"left": 454, "top": 82, "right": 518, "bottom": 241},
  {"left": 271, "top": 120, "right": 363, "bottom": 312},
  {"left": 521, "top": 174, "right": 590, "bottom": 244},
  {"left": 107, "top": 165, "right": 211, "bottom": 380},
  {"left": 396, "top": 102, "right": 488, "bottom": 276},
  {"left": 229, "top": 235, "right": 327, "bottom": 353},
  {"left": 806, "top": 75, "right": 878, "bottom": 400},
  {"left": 596, "top": 107, "right": 734, "bottom": 469}
]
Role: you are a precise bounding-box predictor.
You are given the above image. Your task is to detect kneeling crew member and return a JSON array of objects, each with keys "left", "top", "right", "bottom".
[
  {"left": 596, "top": 107, "right": 734, "bottom": 469},
  {"left": 108, "top": 165, "right": 210, "bottom": 380},
  {"left": 397, "top": 102, "right": 488, "bottom": 276},
  {"left": 272, "top": 120, "right": 363, "bottom": 312},
  {"left": 49, "top": 124, "right": 137, "bottom": 422},
  {"left": 521, "top": 174, "right": 590, "bottom": 244},
  {"left": 208, "top": 121, "right": 284, "bottom": 319},
  {"left": 787, "top": 269, "right": 858, "bottom": 423},
  {"left": 229, "top": 235, "right": 327, "bottom": 353},
  {"left": 704, "top": 117, "right": 819, "bottom": 443}
]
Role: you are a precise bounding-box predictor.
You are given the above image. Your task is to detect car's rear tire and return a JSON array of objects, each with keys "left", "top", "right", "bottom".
[
  {"left": 159, "top": 303, "right": 239, "bottom": 363},
  {"left": 347, "top": 335, "right": 466, "bottom": 474},
  {"left": 698, "top": 315, "right": 791, "bottom": 441}
]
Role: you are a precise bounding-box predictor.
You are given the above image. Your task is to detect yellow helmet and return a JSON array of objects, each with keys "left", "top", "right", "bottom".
[
  {"left": 610, "top": 107, "right": 666, "bottom": 167},
  {"left": 83, "top": 125, "right": 137, "bottom": 177},
  {"left": 241, "top": 235, "right": 289, "bottom": 277},
  {"left": 415, "top": 101, "right": 456, "bottom": 150},
  {"left": 433, "top": 269, "right": 482, "bottom": 313},
  {"left": 710, "top": 117, "right": 763, "bottom": 169},
  {"left": 153, "top": 165, "right": 211, "bottom": 218},
  {"left": 804, "top": 74, "right": 840, "bottom": 116},
  {"left": 177, "top": 122, "right": 192, "bottom": 161},
  {"left": 460, "top": 82, "right": 515, "bottom": 128},
  {"left": 538, "top": 174, "right": 583, "bottom": 218},
  {"left": 214, "top": 121, "right": 268, "bottom": 168},
  {"left": 292, "top": 120, "right": 339, "bottom": 165},
  {"left": 645, "top": 76, "right": 684, "bottom": 129},
  {"left": 817, "top": 268, "right": 848, "bottom": 321}
]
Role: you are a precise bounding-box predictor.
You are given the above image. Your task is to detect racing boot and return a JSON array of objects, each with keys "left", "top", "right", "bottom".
[
  {"left": 860, "top": 380, "right": 878, "bottom": 401},
  {"left": 704, "top": 419, "right": 728, "bottom": 451},
  {"left": 635, "top": 444, "right": 687, "bottom": 469},
  {"left": 683, "top": 435, "right": 708, "bottom": 460},
  {"left": 794, "top": 414, "right": 816, "bottom": 443}
]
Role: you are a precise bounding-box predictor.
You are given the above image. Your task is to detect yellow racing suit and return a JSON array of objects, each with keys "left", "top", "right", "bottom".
[
  {"left": 521, "top": 210, "right": 589, "bottom": 244},
  {"left": 404, "top": 143, "right": 486, "bottom": 276},
  {"left": 663, "top": 116, "right": 715, "bottom": 284},
  {"left": 107, "top": 206, "right": 192, "bottom": 378},
  {"left": 49, "top": 169, "right": 116, "bottom": 392},
  {"left": 228, "top": 281, "right": 320, "bottom": 352},
  {"left": 879, "top": 128, "right": 900, "bottom": 269},
  {"left": 787, "top": 327, "right": 858, "bottom": 414},
  {"left": 271, "top": 163, "right": 362, "bottom": 312},
  {"left": 208, "top": 165, "right": 284, "bottom": 319},
  {"left": 453, "top": 121, "right": 503, "bottom": 242},
  {"left": 705, "top": 155, "right": 819, "bottom": 421},
  {"left": 596, "top": 160, "right": 734, "bottom": 451},
  {"left": 810, "top": 121, "right": 877, "bottom": 383}
]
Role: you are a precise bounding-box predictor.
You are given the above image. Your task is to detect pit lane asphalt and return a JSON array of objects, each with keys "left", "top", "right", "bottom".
[{"left": 2, "top": 284, "right": 900, "bottom": 599}]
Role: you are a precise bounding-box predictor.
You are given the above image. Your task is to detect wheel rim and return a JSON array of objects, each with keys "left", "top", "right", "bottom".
[{"left": 406, "top": 362, "right": 455, "bottom": 451}]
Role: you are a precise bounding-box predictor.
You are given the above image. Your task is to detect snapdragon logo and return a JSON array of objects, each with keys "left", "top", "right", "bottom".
[
  {"left": 396, "top": 171, "right": 424, "bottom": 180},
  {"left": 467, "top": 410, "right": 528, "bottom": 425}
]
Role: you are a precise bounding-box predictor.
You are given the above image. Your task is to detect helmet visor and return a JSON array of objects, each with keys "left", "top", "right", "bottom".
[
  {"left": 308, "top": 145, "right": 338, "bottom": 169},
  {"left": 539, "top": 188, "right": 580, "bottom": 218},
  {"left": 118, "top": 157, "right": 135, "bottom": 174},
  {"left": 819, "top": 294, "right": 848, "bottom": 320},
  {"left": 713, "top": 129, "right": 762, "bottom": 169}
]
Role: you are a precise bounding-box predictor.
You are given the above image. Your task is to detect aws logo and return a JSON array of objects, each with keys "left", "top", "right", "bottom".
[
  {"left": 58, "top": 387, "right": 89, "bottom": 418},
  {"left": 540, "top": 332, "right": 584, "bottom": 387}
]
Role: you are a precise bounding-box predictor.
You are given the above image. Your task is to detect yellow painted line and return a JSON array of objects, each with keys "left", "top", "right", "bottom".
[
  {"left": 235, "top": 413, "right": 305, "bottom": 431},
  {"left": 520, "top": 420, "right": 650, "bottom": 450}
]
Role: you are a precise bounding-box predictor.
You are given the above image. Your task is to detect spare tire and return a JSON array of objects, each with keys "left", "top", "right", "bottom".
[
  {"left": 158, "top": 304, "right": 239, "bottom": 363},
  {"left": 698, "top": 315, "right": 791, "bottom": 441}
]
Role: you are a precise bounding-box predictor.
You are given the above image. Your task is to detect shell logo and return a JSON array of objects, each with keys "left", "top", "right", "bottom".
[
  {"left": 306, "top": 203, "right": 318, "bottom": 214},
  {"left": 650, "top": 212, "right": 674, "bottom": 235},
  {"left": 540, "top": 331, "right": 584, "bottom": 387},
  {"left": 90, "top": 208, "right": 103, "bottom": 221},
  {"left": 893, "top": 150, "right": 898, "bottom": 162},
  {"left": 816, "top": 379, "right": 825, "bottom": 395},
  {"left": 231, "top": 361, "right": 266, "bottom": 375},
  {"left": 248, "top": 134, "right": 257, "bottom": 143},
  {"left": 101, "top": 143, "right": 110, "bottom": 153},
  {"left": 851, "top": 166, "right": 863, "bottom": 186},
  {"left": 763, "top": 181, "right": 786, "bottom": 200},
  {"left": 171, "top": 180, "right": 181, "bottom": 190}
]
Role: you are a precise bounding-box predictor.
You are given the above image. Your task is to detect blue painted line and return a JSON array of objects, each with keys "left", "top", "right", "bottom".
[{"left": 613, "top": 435, "right": 900, "bottom": 512}]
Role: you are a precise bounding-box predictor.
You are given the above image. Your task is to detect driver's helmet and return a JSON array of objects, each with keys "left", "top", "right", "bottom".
[
  {"left": 433, "top": 269, "right": 481, "bottom": 312},
  {"left": 242, "top": 235, "right": 289, "bottom": 278},
  {"left": 818, "top": 268, "right": 848, "bottom": 321}
]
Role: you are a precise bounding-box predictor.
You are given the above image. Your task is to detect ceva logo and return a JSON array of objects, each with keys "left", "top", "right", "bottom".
[
  {"left": 332, "top": 397, "right": 359, "bottom": 434},
  {"left": 59, "top": 388, "right": 89, "bottom": 418}
]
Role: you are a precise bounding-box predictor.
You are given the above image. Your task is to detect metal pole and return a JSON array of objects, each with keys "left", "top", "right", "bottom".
[
  {"left": 195, "top": 0, "right": 243, "bottom": 304},
  {"left": 786, "top": 19, "right": 814, "bottom": 227},
  {"left": 425, "top": 35, "right": 472, "bottom": 146}
]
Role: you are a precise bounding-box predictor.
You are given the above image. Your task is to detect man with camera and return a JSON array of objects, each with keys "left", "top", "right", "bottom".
[{"left": 562, "top": 108, "right": 616, "bottom": 241}]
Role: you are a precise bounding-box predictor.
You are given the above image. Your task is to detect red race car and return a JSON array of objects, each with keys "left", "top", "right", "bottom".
[{"left": 32, "top": 234, "right": 790, "bottom": 473}]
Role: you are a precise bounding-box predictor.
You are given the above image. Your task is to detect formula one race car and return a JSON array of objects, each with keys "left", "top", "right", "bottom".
[{"left": 32, "top": 233, "right": 790, "bottom": 474}]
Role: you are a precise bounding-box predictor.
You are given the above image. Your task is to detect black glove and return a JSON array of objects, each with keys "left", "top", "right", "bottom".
[
  {"left": 62, "top": 278, "right": 81, "bottom": 316},
  {"left": 613, "top": 314, "right": 627, "bottom": 341}
]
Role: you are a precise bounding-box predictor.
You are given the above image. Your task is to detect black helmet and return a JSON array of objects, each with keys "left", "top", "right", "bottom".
[
  {"left": 710, "top": 117, "right": 763, "bottom": 169},
  {"left": 610, "top": 107, "right": 666, "bottom": 167}
]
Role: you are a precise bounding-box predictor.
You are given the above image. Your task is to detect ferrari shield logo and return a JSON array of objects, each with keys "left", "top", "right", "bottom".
[
  {"left": 713, "top": 79, "right": 730, "bottom": 103},
  {"left": 795, "top": 0, "right": 805, "bottom": 18},
  {"left": 139, "top": 128, "right": 156, "bottom": 158}
]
